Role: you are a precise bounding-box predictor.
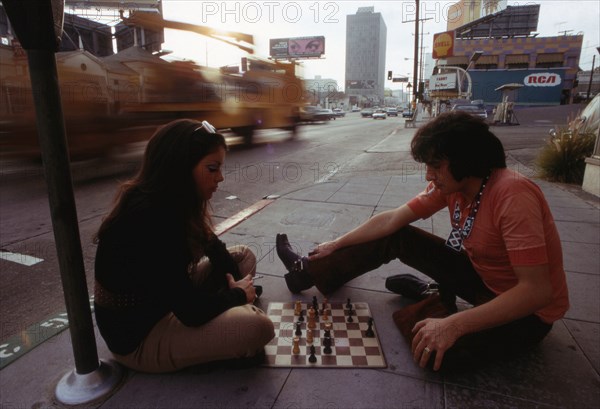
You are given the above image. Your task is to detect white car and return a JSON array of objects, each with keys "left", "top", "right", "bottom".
[{"left": 372, "top": 109, "right": 387, "bottom": 119}]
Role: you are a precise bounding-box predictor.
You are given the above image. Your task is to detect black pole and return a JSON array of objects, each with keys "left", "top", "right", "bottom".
[
  {"left": 586, "top": 55, "right": 595, "bottom": 100},
  {"left": 413, "top": 0, "right": 420, "bottom": 103},
  {"left": 26, "top": 49, "right": 100, "bottom": 375}
]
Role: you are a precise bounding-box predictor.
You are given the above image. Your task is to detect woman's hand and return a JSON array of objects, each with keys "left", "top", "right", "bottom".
[
  {"left": 226, "top": 274, "right": 256, "bottom": 304},
  {"left": 411, "top": 317, "right": 462, "bottom": 371},
  {"left": 308, "top": 241, "right": 338, "bottom": 261}
]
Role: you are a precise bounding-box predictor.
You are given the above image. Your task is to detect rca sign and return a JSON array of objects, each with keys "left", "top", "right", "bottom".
[{"left": 524, "top": 73, "right": 562, "bottom": 87}]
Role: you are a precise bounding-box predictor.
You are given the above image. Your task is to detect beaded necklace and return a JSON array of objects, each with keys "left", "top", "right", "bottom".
[{"left": 445, "top": 175, "right": 490, "bottom": 251}]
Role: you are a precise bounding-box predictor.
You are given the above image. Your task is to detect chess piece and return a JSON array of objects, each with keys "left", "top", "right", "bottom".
[
  {"left": 365, "top": 317, "right": 375, "bottom": 337},
  {"left": 322, "top": 308, "right": 329, "bottom": 321},
  {"left": 308, "top": 345, "right": 317, "bottom": 363},
  {"left": 307, "top": 307, "right": 316, "bottom": 329},
  {"left": 321, "top": 298, "right": 328, "bottom": 315},
  {"left": 347, "top": 306, "right": 354, "bottom": 323},
  {"left": 323, "top": 335, "right": 332, "bottom": 354},
  {"left": 295, "top": 321, "right": 302, "bottom": 336},
  {"left": 306, "top": 329, "right": 313, "bottom": 344},
  {"left": 292, "top": 337, "right": 300, "bottom": 355},
  {"left": 294, "top": 300, "right": 302, "bottom": 316},
  {"left": 298, "top": 309, "right": 304, "bottom": 322},
  {"left": 323, "top": 322, "right": 333, "bottom": 354},
  {"left": 312, "top": 296, "right": 319, "bottom": 316}
]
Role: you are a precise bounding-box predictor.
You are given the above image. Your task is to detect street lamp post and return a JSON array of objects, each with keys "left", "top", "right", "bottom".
[{"left": 453, "top": 50, "right": 483, "bottom": 100}]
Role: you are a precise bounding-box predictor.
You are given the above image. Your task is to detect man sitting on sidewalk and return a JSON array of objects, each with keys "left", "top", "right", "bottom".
[{"left": 276, "top": 111, "right": 569, "bottom": 372}]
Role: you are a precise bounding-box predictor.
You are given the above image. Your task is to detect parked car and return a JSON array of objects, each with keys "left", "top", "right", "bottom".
[
  {"left": 386, "top": 107, "right": 398, "bottom": 117},
  {"left": 550, "top": 93, "right": 600, "bottom": 137},
  {"left": 372, "top": 109, "right": 387, "bottom": 119},
  {"left": 402, "top": 109, "right": 414, "bottom": 118},
  {"left": 360, "top": 108, "right": 374, "bottom": 118},
  {"left": 299, "top": 105, "right": 319, "bottom": 122},
  {"left": 451, "top": 104, "right": 488, "bottom": 119},
  {"left": 313, "top": 108, "right": 336, "bottom": 121},
  {"left": 332, "top": 108, "right": 346, "bottom": 118}
]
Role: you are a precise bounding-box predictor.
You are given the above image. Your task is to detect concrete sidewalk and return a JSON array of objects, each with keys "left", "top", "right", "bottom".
[{"left": 1, "top": 115, "right": 599, "bottom": 409}]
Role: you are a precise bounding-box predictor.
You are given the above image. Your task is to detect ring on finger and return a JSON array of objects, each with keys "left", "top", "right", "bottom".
[{"left": 423, "top": 347, "right": 431, "bottom": 355}]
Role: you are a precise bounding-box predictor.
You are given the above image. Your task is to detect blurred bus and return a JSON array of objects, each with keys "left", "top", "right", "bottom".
[{"left": 0, "top": 16, "right": 306, "bottom": 160}]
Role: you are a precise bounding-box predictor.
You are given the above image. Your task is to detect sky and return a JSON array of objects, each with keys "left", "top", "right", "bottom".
[{"left": 156, "top": 0, "right": 600, "bottom": 90}]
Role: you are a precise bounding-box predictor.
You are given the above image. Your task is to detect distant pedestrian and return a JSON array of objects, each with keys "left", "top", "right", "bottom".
[
  {"left": 94, "top": 119, "right": 274, "bottom": 373},
  {"left": 276, "top": 111, "right": 568, "bottom": 372}
]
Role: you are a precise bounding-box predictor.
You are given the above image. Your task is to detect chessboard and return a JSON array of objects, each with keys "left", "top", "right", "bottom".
[{"left": 263, "top": 298, "right": 387, "bottom": 368}]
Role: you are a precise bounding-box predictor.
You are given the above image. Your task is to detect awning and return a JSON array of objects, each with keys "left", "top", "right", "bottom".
[
  {"left": 505, "top": 54, "right": 529, "bottom": 64},
  {"left": 536, "top": 53, "right": 564, "bottom": 63},
  {"left": 475, "top": 55, "right": 498, "bottom": 64},
  {"left": 445, "top": 56, "right": 469, "bottom": 65}
]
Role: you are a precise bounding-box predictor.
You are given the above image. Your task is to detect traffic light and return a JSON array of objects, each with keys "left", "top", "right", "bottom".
[{"left": 387, "top": 71, "right": 392, "bottom": 80}]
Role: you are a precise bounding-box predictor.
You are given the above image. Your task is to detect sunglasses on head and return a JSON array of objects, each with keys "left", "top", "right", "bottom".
[{"left": 196, "top": 120, "right": 216, "bottom": 134}]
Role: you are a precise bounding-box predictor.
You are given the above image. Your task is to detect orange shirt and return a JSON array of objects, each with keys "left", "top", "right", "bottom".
[{"left": 407, "top": 168, "right": 569, "bottom": 323}]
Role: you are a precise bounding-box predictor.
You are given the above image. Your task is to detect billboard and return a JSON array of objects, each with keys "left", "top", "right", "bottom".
[
  {"left": 432, "top": 31, "right": 455, "bottom": 59},
  {"left": 430, "top": 73, "right": 457, "bottom": 91},
  {"left": 469, "top": 68, "right": 566, "bottom": 105},
  {"left": 269, "top": 36, "right": 325, "bottom": 59}
]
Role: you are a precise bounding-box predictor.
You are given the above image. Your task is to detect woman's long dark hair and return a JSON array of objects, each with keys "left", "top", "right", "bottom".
[
  {"left": 411, "top": 111, "right": 506, "bottom": 181},
  {"left": 96, "top": 119, "right": 227, "bottom": 261}
]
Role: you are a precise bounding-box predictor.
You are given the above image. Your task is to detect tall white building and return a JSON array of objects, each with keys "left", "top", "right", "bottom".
[{"left": 345, "top": 7, "right": 387, "bottom": 106}]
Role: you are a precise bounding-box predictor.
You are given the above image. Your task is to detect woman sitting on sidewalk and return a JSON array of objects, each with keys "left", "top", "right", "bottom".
[
  {"left": 276, "top": 111, "right": 569, "bottom": 372},
  {"left": 94, "top": 119, "right": 274, "bottom": 373}
]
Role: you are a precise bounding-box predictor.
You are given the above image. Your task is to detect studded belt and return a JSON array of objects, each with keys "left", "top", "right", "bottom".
[{"left": 94, "top": 280, "right": 145, "bottom": 310}]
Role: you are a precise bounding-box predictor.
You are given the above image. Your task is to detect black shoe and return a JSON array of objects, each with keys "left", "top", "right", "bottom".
[
  {"left": 386, "top": 274, "right": 457, "bottom": 312},
  {"left": 284, "top": 267, "right": 313, "bottom": 293},
  {"left": 276, "top": 234, "right": 314, "bottom": 293},
  {"left": 385, "top": 274, "right": 431, "bottom": 300},
  {"left": 276, "top": 233, "right": 302, "bottom": 271},
  {"left": 254, "top": 285, "right": 263, "bottom": 298}
]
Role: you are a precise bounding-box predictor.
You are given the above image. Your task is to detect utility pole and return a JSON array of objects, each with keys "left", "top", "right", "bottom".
[
  {"left": 419, "top": 21, "right": 430, "bottom": 100},
  {"left": 413, "top": 0, "right": 419, "bottom": 103},
  {"left": 403, "top": 1, "right": 432, "bottom": 103},
  {"left": 587, "top": 55, "right": 596, "bottom": 100}
]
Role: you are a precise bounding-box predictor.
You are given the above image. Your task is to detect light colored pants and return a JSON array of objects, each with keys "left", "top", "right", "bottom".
[{"left": 114, "top": 245, "right": 274, "bottom": 373}]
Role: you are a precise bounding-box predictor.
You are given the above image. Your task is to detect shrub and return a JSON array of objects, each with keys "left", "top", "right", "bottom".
[{"left": 535, "top": 126, "right": 596, "bottom": 184}]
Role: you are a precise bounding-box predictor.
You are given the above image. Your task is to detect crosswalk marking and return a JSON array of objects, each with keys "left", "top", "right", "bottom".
[{"left": 0, "top": 250, "right": 43, "bottom": 266}]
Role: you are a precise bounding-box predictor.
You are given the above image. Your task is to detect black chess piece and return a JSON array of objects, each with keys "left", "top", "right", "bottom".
[
  {"left": 346, "top": 298, "right": 352, "bottom": 309},
  {"left": 347, "top": 306, "right": 354, "bottom": 323},
  {"left": 365, "top": 317, "right": 375, "bottom": 337},
  {"left": 298, "top": 309, "right": 304, "bottom": 322},
  {"left": 295, "top": 322, "right": 302, "bottom": 336},
  {"left": 323, "top": 336, "right": 332, "bottom": 354},
  {"left": 308, "top": 345, "right": 317, "bottom": 363}
]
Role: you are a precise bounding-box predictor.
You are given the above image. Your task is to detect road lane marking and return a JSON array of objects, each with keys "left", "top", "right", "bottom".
[{"left": 0, "top": 250, "right": 43, "bottom": 266}]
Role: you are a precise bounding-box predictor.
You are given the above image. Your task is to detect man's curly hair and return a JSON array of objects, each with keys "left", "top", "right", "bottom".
[{"left": 411, "top": 111, "right": 506, "bottom": 181}]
